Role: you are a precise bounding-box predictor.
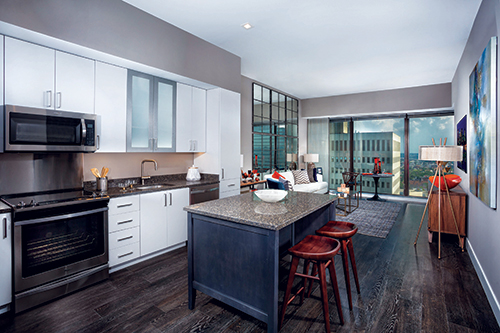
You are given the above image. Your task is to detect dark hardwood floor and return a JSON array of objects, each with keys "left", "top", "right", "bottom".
[{"left": 1, "top": 202, "right": 499, "bottom": 332}]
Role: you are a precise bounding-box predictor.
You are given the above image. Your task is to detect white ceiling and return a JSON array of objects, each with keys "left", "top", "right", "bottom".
[{"left": 123, "top": 0, "right": 482, "bottom": 99}]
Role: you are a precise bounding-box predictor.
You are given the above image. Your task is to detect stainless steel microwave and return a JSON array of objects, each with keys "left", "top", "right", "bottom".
[{"left": 2, "top": 105, "right": 98, "bottom": 152}]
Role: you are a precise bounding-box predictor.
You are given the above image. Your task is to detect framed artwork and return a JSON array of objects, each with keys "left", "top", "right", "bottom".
[
  {"left": 469, "top": 36, "right": 497, "bottom": 209},
  {"left": 457, "top": 115, "right": 467, "bottom": 172}
]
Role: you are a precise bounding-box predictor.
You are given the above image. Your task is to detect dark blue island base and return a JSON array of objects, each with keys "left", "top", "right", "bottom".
[{"left": 186, "top": 192, "right": 336, "bottom": 333}]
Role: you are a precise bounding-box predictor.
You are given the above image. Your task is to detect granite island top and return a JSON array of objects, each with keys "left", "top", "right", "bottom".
[{"left": 184, "top": 191, "right": 337, "bottom": 231}]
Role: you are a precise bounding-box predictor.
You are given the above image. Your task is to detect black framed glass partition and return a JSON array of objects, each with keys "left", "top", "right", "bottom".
[{"left": 252, "top": 83, "right": 298, "bottom": 174}]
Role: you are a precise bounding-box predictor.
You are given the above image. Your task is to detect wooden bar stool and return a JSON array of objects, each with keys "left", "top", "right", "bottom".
[
  {"left": 316, "top": 221, "right": 360, "bottom": 310},
  {"left": 279, "top": 235, "right": 344, "bottom": 332}
]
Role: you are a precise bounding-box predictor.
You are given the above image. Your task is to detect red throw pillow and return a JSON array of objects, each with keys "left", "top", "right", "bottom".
[{"left": 272, "top": 171, "right": 281, "bottom": 179}]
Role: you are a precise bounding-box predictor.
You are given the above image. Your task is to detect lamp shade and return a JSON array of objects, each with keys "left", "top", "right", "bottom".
[
  {"left": 303, "top": 154, "right": 319, "bottom": 163},
  {"left": 419, "top": 146, "right": 463, "bottom": 162},
  {"left": 286, "top": 153, "right": 298, "bottom": 162}
]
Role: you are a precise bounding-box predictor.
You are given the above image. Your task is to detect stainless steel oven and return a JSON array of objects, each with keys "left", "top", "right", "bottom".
[
  {"left": 2, "top": 191, "right": 109, "bottom": 313},
  {"left": 2, "top": 105, "right": 98, "bottom": 152}
]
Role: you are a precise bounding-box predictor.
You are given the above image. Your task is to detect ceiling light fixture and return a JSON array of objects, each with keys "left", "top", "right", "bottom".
[{"left": 242, "top": 23, "right": 253, "bottom": 30}]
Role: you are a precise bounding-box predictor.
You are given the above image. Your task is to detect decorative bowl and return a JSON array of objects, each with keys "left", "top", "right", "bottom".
[
  {"left": 254, "top": 189, "right": 288, "bottom": 203},
  {"left": 429, "top": 174, "right": 462, "bottom": 191}
]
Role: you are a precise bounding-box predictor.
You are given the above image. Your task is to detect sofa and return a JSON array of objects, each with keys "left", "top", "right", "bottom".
[{"left": 264, "top": 170, "right": 329, "bottom": 194}]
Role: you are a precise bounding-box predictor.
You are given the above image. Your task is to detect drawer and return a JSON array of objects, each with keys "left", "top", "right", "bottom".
[
  {"left": 108, "top": 226, "right": 140, "bottom": 250},
  {"left": 109, "top": 196, "right": 140, "bottom": 215},
  {"left": 220, "top": 179, "right": 240, "bottom": 193},
  {"left": 109, "top": 211, "right": 140, "bottom": 233},
  {"left": 109, "top": 242, "right": 140, "bottom": 267}
]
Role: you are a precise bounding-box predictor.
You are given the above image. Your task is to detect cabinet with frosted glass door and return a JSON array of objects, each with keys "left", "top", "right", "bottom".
[{"left": 126, "top": 70, "right": 176, "bottom": 152}]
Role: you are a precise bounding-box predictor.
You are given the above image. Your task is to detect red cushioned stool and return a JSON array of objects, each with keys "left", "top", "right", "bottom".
[
  {"left": 316, "top": 221, "right": 360, "bottom": 310},
  {"left": 279, "top": 235, "right": 344, "bottom": 332}
]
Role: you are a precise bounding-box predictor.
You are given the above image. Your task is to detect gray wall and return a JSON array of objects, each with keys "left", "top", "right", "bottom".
[
  {"left": 451, "top": 0, "right": 500, "bottom": 322},
  {"left": 0, "top": 0, "right": 241, "bottom": 93},
  {"left": 301, "top": 83, "right": 452, "bottom": 117}
]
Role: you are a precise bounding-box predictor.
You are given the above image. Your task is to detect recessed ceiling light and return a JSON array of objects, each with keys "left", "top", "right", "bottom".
[{"left": 242, "top": 23, "right": 253, "bottom": 30}]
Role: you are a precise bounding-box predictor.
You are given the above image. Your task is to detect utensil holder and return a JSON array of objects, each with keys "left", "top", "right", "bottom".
[{"left": 96, "top": 177, "right": 108, "bottom": 192}]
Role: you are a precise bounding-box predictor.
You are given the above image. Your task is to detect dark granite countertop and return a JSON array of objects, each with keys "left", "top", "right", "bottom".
[
  {"left": 184, "top": 191, "right": 337, "bottom": 231},
  {"left": 85, "top": 174, "right": 219, "bottom": 199}
]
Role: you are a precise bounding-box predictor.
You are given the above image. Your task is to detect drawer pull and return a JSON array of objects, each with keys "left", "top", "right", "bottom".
[
  {"left": 3, "top": 218, "right": 6, "bottom": 239},
  {"left": 117, "top": 235, "right": 133, "bottom": 242},
  {"left": 227, "top": 183, "right": 236, "bottom": 187},
  {"left": 117, "top": 203, "right": 133, "bottom": 208},
  {"left": 117, "top": 219, "right": 133, "bottom": 225},
  {"left": 118, "top": 251, "right": 134, "bottom": 258}
]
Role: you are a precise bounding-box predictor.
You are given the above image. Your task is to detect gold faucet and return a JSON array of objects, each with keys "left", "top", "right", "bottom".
[{"left": 141, "top": 159, "right": 158, "bottom": 185}]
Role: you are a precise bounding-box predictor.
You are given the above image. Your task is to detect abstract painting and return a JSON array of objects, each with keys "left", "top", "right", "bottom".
[
  {"left": 469, "top": 36, "right": 497, "bottom": 209},
  {"left": 457, "top": 115, "right": 467, "bottom": 172}
]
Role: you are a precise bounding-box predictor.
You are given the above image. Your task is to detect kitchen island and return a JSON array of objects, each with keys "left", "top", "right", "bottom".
[{"left": 184, "top": 191, "right": 337, "bottom": 333}]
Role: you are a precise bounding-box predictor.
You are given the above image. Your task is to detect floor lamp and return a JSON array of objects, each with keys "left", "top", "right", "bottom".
[{"left": 414, "top": 139, "right": 463, "bottom": 259}]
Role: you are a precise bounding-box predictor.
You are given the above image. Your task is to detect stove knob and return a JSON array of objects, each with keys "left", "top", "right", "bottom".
[
  {"left": 30, "top": 200, "right": 38, "bottom": 207},
  {"left": 18, "top": 201, "right": 26, "bottom": 208}
]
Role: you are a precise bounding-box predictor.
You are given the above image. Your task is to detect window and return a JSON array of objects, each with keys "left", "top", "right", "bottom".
[
  {"left": 309, "top": 112, "right": 454, "bottom": 196},
  {"left": 253, "top": 83, "right": 298, "bottom": 172}
]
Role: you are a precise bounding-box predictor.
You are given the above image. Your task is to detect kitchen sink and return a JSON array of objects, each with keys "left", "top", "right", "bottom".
[{"left": 133, "top": 184, "right": 174, "bottom": 190}]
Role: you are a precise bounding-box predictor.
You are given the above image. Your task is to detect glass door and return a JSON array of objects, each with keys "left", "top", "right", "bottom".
[
  {"left": 155, "top": 78, "right": 175, "bottom": 152},
  {"left": 127, "top": 71, "right": 176, "bottom": 152},
  {"left": 408, "top": 115, "right": 454, "bottom": 197},
  {"left": 353, "top": 118, "right": 404, "bottom": 196}
]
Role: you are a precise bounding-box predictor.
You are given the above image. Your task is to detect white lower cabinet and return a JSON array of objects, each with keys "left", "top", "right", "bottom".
[
  {"left": 108, "top": 196, "right": 140, "bottom": 268},
  {"left": 0, "top": 212, "right": 12, "bottom": 312},
  {"left": 140, "top": 188, "right": 189, "bottom": 256}
]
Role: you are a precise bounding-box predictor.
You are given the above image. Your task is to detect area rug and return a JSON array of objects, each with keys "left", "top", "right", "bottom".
[{"left": 335, "top": 200, "right": 402, "bottom": 238}]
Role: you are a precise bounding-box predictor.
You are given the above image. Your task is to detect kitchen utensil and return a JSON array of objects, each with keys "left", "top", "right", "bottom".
[
  {"left": 91, "top": 168, "right": 101, "bottom": 178},
  {"left": 101, "top": 167, "right": 109, "bottom": 178}
]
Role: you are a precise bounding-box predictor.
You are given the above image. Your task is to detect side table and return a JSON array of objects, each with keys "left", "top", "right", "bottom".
[
  {"left": 428, "top": 185, "right": 467, "bottom": 246},
  {"left": 335, "top": 191, "right": 359, "bottom": 216}
]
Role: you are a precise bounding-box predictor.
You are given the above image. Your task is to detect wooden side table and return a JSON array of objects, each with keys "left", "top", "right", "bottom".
[
  {"left": 240, "top": 179, "right": 267, "bottom": 191},
  {"left": 428, "top": 185, "right": 467, "bottom": 246}
]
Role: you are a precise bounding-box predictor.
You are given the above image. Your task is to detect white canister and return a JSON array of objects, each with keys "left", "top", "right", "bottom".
[{"left": 186, "top": 165, "right": 201, "bottom": 181}]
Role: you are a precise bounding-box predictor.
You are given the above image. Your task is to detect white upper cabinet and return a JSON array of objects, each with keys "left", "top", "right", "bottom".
[
  {"left": 55, "top": 51, "right": 95, "bottom": 113},
  {"left": 176, "top": 83, "right": 206, "bottom": 152},
  {"left": 4, "top": 37, "right": 95, "bottom": 113},
  {"left": 0, "top": 35, "right": 4, "bottom": 106},
  {"left": 95, "top": 62, "right": 127, "bottom": 152},
  {"left": 5, "top": 37, "right": 55, "bottom": 109}
]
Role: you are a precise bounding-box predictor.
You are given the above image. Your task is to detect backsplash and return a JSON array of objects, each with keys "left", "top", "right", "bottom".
[{"left": 83, "top": 153, "right": 198, "bottom": 181}]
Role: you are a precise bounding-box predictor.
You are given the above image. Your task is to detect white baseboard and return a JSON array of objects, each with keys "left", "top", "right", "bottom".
[{"left": 467, "top": 238, "right": 500, "bottom": 326}]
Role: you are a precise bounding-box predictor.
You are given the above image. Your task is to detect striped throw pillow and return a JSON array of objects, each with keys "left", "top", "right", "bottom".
[{"left": 292, "top": 170, "right": 310, "bottom": 185}]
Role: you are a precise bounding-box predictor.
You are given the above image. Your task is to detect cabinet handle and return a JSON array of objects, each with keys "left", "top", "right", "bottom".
[
  {"left": 118, "top": 251, "right": 134, "bottom": 258},
  {"left": 228, "top": 183, "right": 236, "bottom": 187},
  {"left": 46, "top": 90, "right": 52, "bottom": 107},
  {"left": 117, "top": 235, "right": 133, "bottom": 242},
  {"left": 222, "top": 168, "right": 225, "bottom": 179},
  {"left": 117, "top": 203, "right": 133, "bottom": 208},
  {"left": 164, "top": 193, "right": 167, "bottom": 207},
  {"left": 56, "top": 92, "right": 62, "bottom": 108},
  {"left": 3, "top": 218, "right": 6, "bottom": 239},
  {"left": 117, "top": 219, "right": 133, "bottom": 225},
  {"left": 193, "top": 140, "right": 197, "bottom": 151},
  {"left": 170, "top": 193, "right": 173, "bottom": 206}
]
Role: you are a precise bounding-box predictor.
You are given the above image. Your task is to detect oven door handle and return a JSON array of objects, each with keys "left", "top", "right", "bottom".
[{"left": 14, "top": 207, "right": 108, "bottom": 226}]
